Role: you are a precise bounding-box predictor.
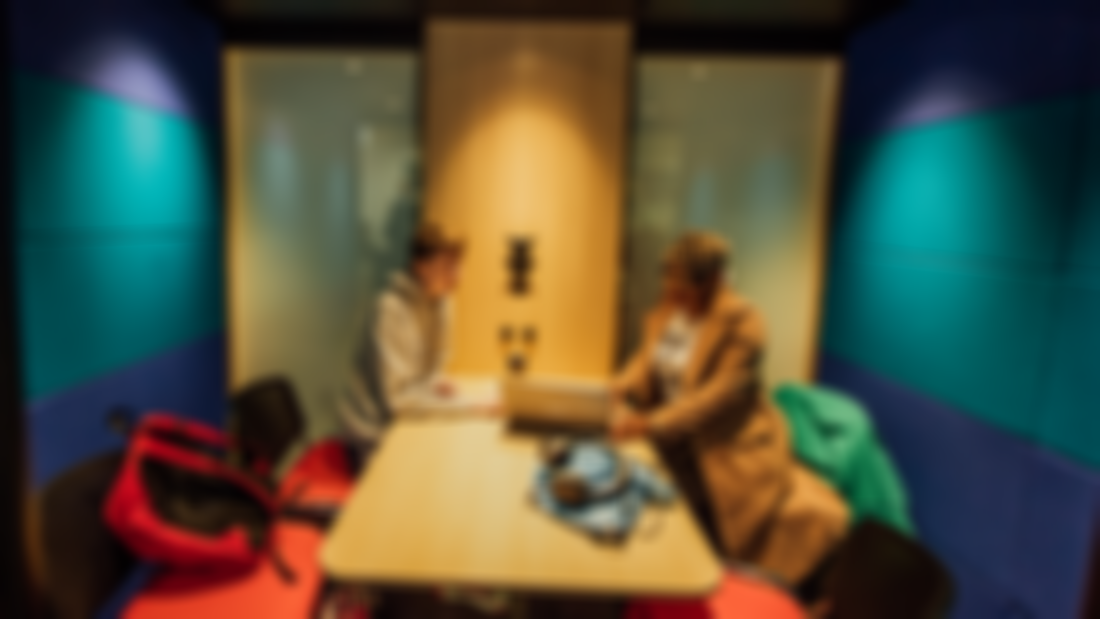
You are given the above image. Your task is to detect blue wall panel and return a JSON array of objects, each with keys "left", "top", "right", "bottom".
[
  {"left": 916, "top": 0, "right": 1095, "bottom": 12},
  {"left": 12, "top": 0, "right": 224, "bottom": 494},
  {"left": 819, "top": 354, "right": 1100, "bottom": 619},
  {"left": 841, "top": 4, "right": 1095, "bottom": 140},
  {"left": 28, "top": 334, "right": 226, "bottom": 486},
  {"left": 818, "top": 351, "right": 1028, "bottom": 591},
  {"left": 15, "top": 73, "right": 218, "bottom": 233},
  {"left": 1011, "top": 448, "right": 1098, "bottom": 619},
  {"left": 824, "top": 2, "right": 1100, "bottom": 614},
  {"left": 11, "top": 0, "right": 220, "bottom": 124}
]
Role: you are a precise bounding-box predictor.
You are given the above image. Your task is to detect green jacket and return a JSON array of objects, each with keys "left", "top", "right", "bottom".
[{"left": 774, "top": 383, "right": 916, "bottom": 537}]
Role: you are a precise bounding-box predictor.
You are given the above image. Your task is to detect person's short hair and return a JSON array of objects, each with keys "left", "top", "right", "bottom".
[
  {"left": 662, "top": 231, "right": 730, "bottom": 287},
  {"left": 410, "top": 222, "right": 464, "bottom": 262}
]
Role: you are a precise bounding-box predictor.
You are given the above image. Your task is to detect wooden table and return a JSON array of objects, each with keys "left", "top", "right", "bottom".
[{"left": 320, "top": 418, "right": 723, "bottom": 598}]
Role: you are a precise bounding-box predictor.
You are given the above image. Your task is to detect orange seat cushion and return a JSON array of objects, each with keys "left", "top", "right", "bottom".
[
  {"left": 279, "top": 440, "right": 355, "bottom": 504},
  {"left": 123, "top": 521, "right": 327, "bottom": 619},
  {"left": 124, "top": 441, "right": 356, "bottom": 619},
  {"left": 627, "top": 572, "right": 807, "bottom": 619}
]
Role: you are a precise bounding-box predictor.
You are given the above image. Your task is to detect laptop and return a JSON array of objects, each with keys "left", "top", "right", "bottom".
[{"left": 503, "top": 376, "right": 613, "bottom": 433}]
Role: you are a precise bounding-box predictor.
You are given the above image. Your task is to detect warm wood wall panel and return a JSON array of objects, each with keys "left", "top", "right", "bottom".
[{"left": 424, "top": 20, "right": 630, "bottom": 379}]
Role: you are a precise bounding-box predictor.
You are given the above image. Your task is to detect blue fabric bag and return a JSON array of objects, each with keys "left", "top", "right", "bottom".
[{"left": 531, "top": 441, "right": 675, "bottom": 543}]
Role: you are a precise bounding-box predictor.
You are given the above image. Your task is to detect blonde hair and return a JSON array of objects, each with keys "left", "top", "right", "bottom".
[{"left": 662, "top": 231, "right": 731, "bottom": 287}]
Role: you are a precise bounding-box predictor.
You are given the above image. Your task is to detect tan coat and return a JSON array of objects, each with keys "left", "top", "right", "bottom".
[{"left": 616, "top": 289, "right": 848, "bottom": 584}]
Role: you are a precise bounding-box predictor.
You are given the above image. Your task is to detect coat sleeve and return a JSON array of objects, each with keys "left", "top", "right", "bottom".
[
  {"left": 612, "top": 314, "right": 659, "bottom": 406},
  {"left": 647, "top": 308, "right": 766, "bottom": 442}
]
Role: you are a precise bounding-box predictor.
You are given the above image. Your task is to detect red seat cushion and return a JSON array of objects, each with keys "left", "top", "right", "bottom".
[
  {"left": 123, "top": 520, "right": 328, "bottom": 619},
  {"left": 280, "top": 440, "right": 355, "bottom": 504},
  {"left": 627, "top": 572, "right": 806, "bottom": 619},
  {"left": 124, "top": 441, "right": 357, "bottom": 619}
]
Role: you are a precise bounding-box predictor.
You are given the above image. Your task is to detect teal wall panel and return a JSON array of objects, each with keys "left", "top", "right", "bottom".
[
  {"left": 1035, "top": 93, "right": 1100, "bottom": 465},
  {"left": 822, "top": 95, "right": 1100, "bottom": 442},
  {"left": 1066, "top": 94, "right": 1100, "bottom": 277},
  {"left": 12, "top": 0, "right": 224, "bottom": 498},
  {"left": 18, "top": 237, "right": 224, "bottom": 401},
  {"left": 14, "top": 69, "right": 223, "bottom": 401},
  {"left": 14, "top": 72, "right": 218, "bottom": 234},
  {"left": 823, "top": 250, "right": 1056, "bottom": 437},
  {"left": 1036, "top": 286, "right": 1100, "bottom": 468},
  {"left": 835, "top": 97, "right": 1082, "bottom": 267}
]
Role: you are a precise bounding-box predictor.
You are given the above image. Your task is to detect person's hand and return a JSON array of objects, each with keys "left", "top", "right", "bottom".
[
  {"left": 433, "top": 381, "right": 456, "bottom": 398},
  {"left": 608, "top": 403, "right": 649, "bottom": 442}
]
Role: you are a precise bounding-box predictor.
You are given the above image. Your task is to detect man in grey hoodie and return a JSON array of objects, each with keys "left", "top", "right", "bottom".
[{"left": 338, "top": 222, "right": 465, "bottom": 458}]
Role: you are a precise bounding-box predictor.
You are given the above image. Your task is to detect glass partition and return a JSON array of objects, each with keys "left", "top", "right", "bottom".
[
  {"left": 227, "top": 51, "right": 421, "bottom": 439},
  {"left": 623, "top": 56, "right": 841, "bottom": 385}
]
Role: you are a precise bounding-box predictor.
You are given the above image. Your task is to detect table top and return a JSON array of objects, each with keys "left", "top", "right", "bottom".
[{"left": 320, "top": 419, "right": 723, "bottom": 597}]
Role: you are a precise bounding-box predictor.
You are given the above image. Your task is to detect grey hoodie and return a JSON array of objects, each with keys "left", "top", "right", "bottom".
[{"left": 338, "top": 271, "right": 453, "bottom": 446}]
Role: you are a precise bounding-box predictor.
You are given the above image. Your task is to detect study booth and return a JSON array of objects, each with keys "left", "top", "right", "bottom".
[
  {"left": 221, "top": 17, "right": 850, "bottom": 616},
  {"left": 197, "top": 16, "right": 852, "bottom": 615},
  {"left": 17, "top": 0, "right": 1100, "bottom": 618}
]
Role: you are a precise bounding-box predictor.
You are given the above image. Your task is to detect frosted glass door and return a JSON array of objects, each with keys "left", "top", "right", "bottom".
[
  {"left": 623, "top": 57, "right": 840, "bottom": 385},
  {"left": 227, "top": 51, "right": 420, "bottom": 439}
]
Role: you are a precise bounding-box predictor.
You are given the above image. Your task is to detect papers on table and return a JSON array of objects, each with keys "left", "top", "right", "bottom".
[
  {"left": 451, "top": 377, "right": 502, "bottom": 407},
  {"left": 399, "top": 377, "right": 502, "bottom": 418}
]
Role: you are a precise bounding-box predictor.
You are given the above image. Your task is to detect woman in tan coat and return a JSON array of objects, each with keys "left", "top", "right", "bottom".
[{"left": 609, "top": 231, "right": 849, "bottom": 586}]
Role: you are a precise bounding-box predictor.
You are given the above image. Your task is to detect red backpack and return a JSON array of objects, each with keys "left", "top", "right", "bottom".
[{"left": 103, "top": 413, "right": 277, "bottom": 575}]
